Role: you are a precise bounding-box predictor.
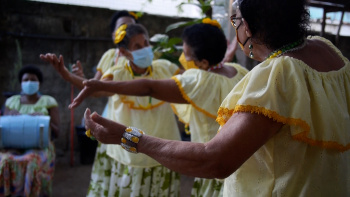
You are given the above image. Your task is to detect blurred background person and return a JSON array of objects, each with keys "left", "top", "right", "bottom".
[{"left": 0, "top": 65, "right": 60, "bottom": 197}]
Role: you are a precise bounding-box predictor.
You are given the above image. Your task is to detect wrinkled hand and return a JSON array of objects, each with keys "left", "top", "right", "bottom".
[
  {"left": 30, "top": 112, "right": 44, "bottom": 116},
  {"left": 72, "top": 60, "right": 85, "bottom": 78},
  {"left": 40, "top": 53, "right": 70, "bottom": 81},
  {"left": 69, "top": 79, "right": 103, "bottom": 109},
  {"left": 84, "top": 108, "right": 124, "bottom": 144},
  {"left": 6, "top": 110, "right": 21, "bottom": 115}
]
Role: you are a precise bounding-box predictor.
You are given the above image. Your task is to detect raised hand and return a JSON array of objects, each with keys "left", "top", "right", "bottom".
[
  {"left": 84, "top": 108, "right": 124, "bottom": 144},
  {"left": 72, "top": 60, "right": 85, "bottom": 78},
  {"left": 69, "top": 79, "right": 104, "bottom": 109},
  {"left": 40, "top": 53, "right": 71, "bottom": 81}
]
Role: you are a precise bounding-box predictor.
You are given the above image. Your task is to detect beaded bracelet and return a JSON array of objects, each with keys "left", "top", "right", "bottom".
[{"left": 121, "top": 127, "right": 145, "bottom": 153}]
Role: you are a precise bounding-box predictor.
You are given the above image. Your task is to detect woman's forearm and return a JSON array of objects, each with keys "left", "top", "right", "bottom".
[
  {"left": 138, "top": 136, "right": 229, "bottom": 179},
  {"left": 66, "top": 72, "right": 86, "bottom": 90},
  {"left": 96, "top": 79, "right": 187, "bottom": 103},
  {"left": 136, "top": 112, "right": 282, "bottom": 179}
]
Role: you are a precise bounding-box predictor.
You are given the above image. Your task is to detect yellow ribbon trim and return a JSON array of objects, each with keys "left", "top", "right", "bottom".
[
  {"left": 96, "top": 68, "right": 103, "bottom": 73},
  {"left": 120, "top": 95, "right": 165, "bottom": 110},
  {"left": 171, "top": 76, "right": 216, "bottom": 119},
  {"left": 129, "top": 11, "right": 139, "bottom": 20},
  {"left": 216, "top": 105, "right": 350, "bottom": 152},
  {"left": 170, "top": 104, "right": 190, "bottom": 134},
  {"left": 101, "top": 73, "right": 113, "bottom": 80},
  {"left": 173, "top": 68, "right": 181, "bottom": 76}
]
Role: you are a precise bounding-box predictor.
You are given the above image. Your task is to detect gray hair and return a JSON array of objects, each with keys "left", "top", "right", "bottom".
[{"left": 116, "top": 24, "right": 149, "bottom": 49}]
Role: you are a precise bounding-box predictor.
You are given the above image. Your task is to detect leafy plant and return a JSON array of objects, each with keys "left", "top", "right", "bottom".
[
  {"left": 150, "top": 34, "right": 182, "bottom": 64},
  {"left": 149, "top": 0, "right": 213, "bottom": 64}
]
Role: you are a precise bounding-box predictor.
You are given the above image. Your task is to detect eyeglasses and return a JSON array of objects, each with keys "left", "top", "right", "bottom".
[{"left": 230, "top": 14, "right": 243, "bottom": 28}]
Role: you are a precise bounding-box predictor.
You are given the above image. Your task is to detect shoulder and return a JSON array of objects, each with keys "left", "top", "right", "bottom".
[
  {"left": 152, "top": 59, "right": 180, "bottom": 75},
  {"left": 39, "top": 95, "right": 58, "bottom": 107},
  {"left": 5, "top": 95, "right": 21, "bottom": 106},
  {"left": 152, "top": 59, "right": 176, "bottom": 68},
  {"left": 102, "top": 48, "right": 116, "bottom": 57},
  {"left": 224, "top": 62, "right": 249, "bottom": 75}
]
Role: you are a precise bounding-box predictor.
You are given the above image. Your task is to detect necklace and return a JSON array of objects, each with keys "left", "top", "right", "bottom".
[
  {"left": 207, "top": 62, "right": 224, "bottom": 71},
  {"left": 126, "top": 62, "right": 152, "bottom": 78},
  {"left": 266, "top": 38, "right": 307, "bottom": 60},
  {"left": 126, "top": 62, "right": 153, "bottom": 109}
]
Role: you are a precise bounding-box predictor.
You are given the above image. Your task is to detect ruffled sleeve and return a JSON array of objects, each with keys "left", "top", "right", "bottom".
[
  {"left": 5, "top": 95, "right": 21, "bottom": 110},
  {"left": 101, "top": 56, "right": 128, "bottom": 80},
  {"left": 96, "top": 48, "right": 116, "bottom": 75},
  {"left": 217, "top": 55, "right": 350, "bottom": 152},
  {"left": 152, "top": 59, "right": 181, "bottom": 78},
  {"left": 172, "top": 63, "right": 248, "bottom": 120},
  {"left": 37, "top": 95, "right": 58, "bottom": 108},
  {"left": 5, "top": 95, "right": 58, "bottom": 115}
]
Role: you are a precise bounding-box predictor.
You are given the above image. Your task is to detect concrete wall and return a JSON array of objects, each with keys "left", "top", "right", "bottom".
[{"left": 0, "top": 0, "right": 189, "bottom": 152}]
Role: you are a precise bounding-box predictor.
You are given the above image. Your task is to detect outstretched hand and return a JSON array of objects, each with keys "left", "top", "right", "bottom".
[
  {"left": 84, "top": 108, "right": 124, "bottom": 144},
  {"left": 72, "top": 60, "right": 85, "bottom": 78},
  {"left": 40, "top": 53, "right": 70, "bottom": 81},
  {"left": 69, "top": 79, "right": 104, "bottom": 109}
]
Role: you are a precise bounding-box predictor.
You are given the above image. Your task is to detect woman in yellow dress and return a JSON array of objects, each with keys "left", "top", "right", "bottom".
[
  {"left": 70, "top": 22, "right": 248, "bottom": 196},
  {"left": 79, "top": 0, "right": 349, "bottom": 196},
  {"left": 42, "top": 24, "right": 181, "bottom": 196}
]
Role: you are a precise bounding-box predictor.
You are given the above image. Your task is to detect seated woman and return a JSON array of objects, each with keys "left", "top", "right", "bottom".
[
  {"left": 70, "top": 21, "right": 248, "bottom": 197},
  {"left": 0, "top": 65, "right": 60, "bottom": 196}
]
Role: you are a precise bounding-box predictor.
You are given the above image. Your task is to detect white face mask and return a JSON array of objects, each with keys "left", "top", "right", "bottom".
[
  {"left": 21, "top": 81, "right": 39, "bottom": 95},
  {"left": 130, "top": 46, "right": 154, "bottom": 68}
]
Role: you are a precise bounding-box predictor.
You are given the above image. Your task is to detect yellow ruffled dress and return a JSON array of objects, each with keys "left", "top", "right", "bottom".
[
  {"left": 171, "top": 63, "right": 248, "bottom": 197},
  {"left": 88, "top": 59, "right": 182, "bottom": 197},
  {"left": 217, "top": 36, "right": 350, "bottom": 196}
]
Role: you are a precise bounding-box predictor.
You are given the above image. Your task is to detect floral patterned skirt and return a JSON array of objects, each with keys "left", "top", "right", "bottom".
[
  {"left": 0, "top": 142, "right": 55, "bottom": 197},
  {"left": 87, "top": 143, "right": 180, "bottom": 197},
  {"left": 191, "top": 177, "right": 224, "bottom": 197}
]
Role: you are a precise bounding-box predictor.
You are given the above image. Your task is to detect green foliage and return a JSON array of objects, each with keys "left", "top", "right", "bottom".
[
  {"left": 151, "top": 34, "right": 182, "bottom": 64},
  {"left": 149, "top": 0, "right": 213, "bottom": 64},
  {"left": 165, "top": 19, "right": 202, "bottom": 33},
  {"left": 176, "top": 0, "right": 212, "bottom": 17}
]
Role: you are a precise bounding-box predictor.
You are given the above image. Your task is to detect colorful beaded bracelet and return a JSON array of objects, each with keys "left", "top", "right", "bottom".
[{"left": 121, "top": 127, "right": 145, "bottom": 153}]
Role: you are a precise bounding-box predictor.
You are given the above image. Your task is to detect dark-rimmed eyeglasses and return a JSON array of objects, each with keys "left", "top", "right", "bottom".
[{"left": 230, "top": 14, "right": 243, "bottom": 28}]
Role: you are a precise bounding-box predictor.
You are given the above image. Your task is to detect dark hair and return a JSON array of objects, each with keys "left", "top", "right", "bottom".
[
  {"left": 182, "top": 23, "right": 227, "bottom": 66},
  {"left": 110, "top": 10, "right": 137, "bottom": 34},
  {"left": 116, "top": 24, "right": 149, "bottom": 49},
  {"left": 18, "top": 65, "right": 43, "bottom": 83},
  {"left": 239, "top": 0, "right": 310, "bottom": 50}
]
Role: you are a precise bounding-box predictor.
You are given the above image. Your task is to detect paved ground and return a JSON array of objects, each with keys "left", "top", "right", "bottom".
[{"left": 52, "top": 150, "right": 194, "bottom": 197}]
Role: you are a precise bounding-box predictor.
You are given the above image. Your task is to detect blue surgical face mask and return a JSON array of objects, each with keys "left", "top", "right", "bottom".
[
  {"left": 131, "top": 46, "right": 154, "bottom": 68},
  {"left": 21, "top": 81, "right": 40, "bottom": 95}
]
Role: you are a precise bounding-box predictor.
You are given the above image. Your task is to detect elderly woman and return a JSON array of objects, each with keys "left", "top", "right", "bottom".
[
  {"left": 82, "top": 0, "right": 350, "bottom": 196},
  {"left": 42, "top": 23, "right": 182, "bottom": 196},
  {"left": 70, "top": 22, "right": 248, "bottom": 197},
  {"left": 0, "top": 65, "right": 60, "bottom": 196},
  {"left": 40, "top": 11, "right": 138, "bottom": 196}
]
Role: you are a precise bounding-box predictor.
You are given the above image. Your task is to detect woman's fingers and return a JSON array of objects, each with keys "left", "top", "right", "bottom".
[{"left": 68, "top": 86, "right": 92, "bottom": 109}]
